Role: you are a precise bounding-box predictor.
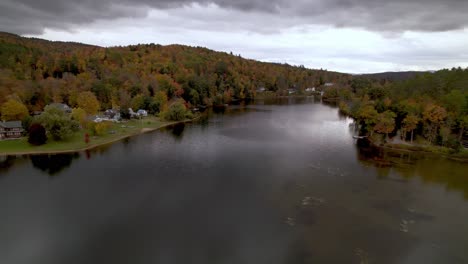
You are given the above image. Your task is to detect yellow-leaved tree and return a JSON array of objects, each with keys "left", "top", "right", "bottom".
[
  {"left": 77, "top": 91, "right": 100, "bottom": 115},
  {"left": 71, "top": 107, "right": 88, "bottom": 128},
  {"left": 0, "top": 99, "right": 29, "bottom": 121}
]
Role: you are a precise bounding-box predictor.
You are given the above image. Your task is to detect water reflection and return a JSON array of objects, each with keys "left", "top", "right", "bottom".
[
  {"left": 170, "top": 123, "right": 185, "bottom": 140},
  {"left": 0, "top": 100, "right": 467, "bottom": 264},
  {"left": 30, "top": 153, "right": 79, "bottom": 176},
  {"left": 0, "top": 155, "right": 19, "bottom": 174},
  {"left": 356, "top": 139, "right": 468, "bottom": 199}
]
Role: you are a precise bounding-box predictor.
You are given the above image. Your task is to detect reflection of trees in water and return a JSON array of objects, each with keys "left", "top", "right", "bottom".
[
  {"left": 0, "top": 155, "right": 19, "bottom": 174},
  {"left": 30, "top": 153, "right": 79, "bottom": 176},
  {"left": 198, "top": 114, "right": 211, "bottom": 130},
  {"left": 212, "top": 106, "right": 226, "bottom": 114},
  {"left": 91, "top": 143, "right": 113, "bottom": 156},
  {"left": 171, "top": 123, "right": 185, "bottom": 140},
  {"left": 321, "top": 100, "right": 339, "bottom": 108},
  {"left": 356, "top": 140, "right": 468, "bottom": 199}
]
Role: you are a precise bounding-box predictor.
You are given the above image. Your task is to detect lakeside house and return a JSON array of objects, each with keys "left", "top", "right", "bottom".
[
  {"left": 287, "top": 88, "right": 297, "bottom": 95},
  {"left": 0, "top": 121, "right": 23, "bottom": 139},
  {"left": 256, "top": 87, "right": 266, "bottom": 93},
  {"left": 91, "top": 113, "right": 122, "bottom": 123},
  {"left": 47, "top": 103, "right": 72, "bottom": 113},
  {"left": 305, "top": 87, "right": 316, "bottom": 92},
  {"left": 137, "top": 109, "right": 148, "bottom": 117},
  {"left": 128, "top": 108, "right": 148, "bottom": 118},
  {"left": 104, "top": 109, "right": 117, "bottom": 118}
]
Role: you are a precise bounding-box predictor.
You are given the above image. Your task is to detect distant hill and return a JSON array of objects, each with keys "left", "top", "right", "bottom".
[{"left": 359, "top": 71, "right": 429, "bottom": 81}]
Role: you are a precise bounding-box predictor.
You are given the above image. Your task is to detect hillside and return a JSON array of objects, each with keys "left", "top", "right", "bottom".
[
  {"left": 360, "top": 71, "right": 428, "bottom": 81},
  {"left": 0, "top": 32, "right": 350, "bottom": 112}
]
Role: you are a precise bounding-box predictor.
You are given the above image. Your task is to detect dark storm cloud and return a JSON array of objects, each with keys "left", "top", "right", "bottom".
[{"left": 1, "top": 0, "right": 468, "bottom": 34}]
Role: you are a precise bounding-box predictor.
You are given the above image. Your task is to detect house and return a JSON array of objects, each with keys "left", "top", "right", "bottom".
[
  {"left": 47, "top": 103, "right": 72, "bottom": 113},
  {"left": 89, "top": 116, "right": 103, "bottom": 123},
  {"left": 305, "top": 87, "right": 316, "bottom": 92},
  {"left": 104, "top": 109, "right": 117, "bottom": 119},
  {"left": 324, "top": 83, "right": 334, "bottom": 87},
  {"left": 0, "top": 121, "right": 24, "bottom": 139},
  {"left": 287, "top": 88, "right": 297, "bottom": 95},
  {"left": 137, "top": 109, "right": 148, "bottom": 117},
  {"left": 256, "top": 87, "right": 266, "bottom": 93}
]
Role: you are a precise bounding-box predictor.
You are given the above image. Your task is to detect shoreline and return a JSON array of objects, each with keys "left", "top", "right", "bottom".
[
  {"left": 0, "top": 118, "right": 197, "bottom": 156},
  {"left": 372, "top": 141, "right": 468, "bottom": 163}
]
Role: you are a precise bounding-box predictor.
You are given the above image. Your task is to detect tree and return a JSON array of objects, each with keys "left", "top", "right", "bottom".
[
  {"left": 357, "top": 105, "right": 378, "bottom": 134},
  {"left": 120, "top": 107, "right": 131, "bottom": 120},
  {"left": 189, "top": 89, "right": 200, "bottom": 106},
  {"left": 163, "top": 101, "right": 187, "bottom": 121},
  {"left": 28, "top": 123, "right": 47, "bottom": 145},
  {"left": 77, "top": 91, "right": 100, "bottom": 115},
  {"left": 458, "top": 115, "right": 468, "bottom": 141},
  {"left": 22, "top": 115, "right": 33, "bottom": 132},
  {"left": 71, "top": 107, "right": 87, "bottom": 128},
  {"left": 131, "top": 94, "right": 145, "bottom": 110},
  {"left": 1, "top": 99, "right": 29, "bottom": 121},
  {"left": 423, "top": 104, "right": 447, "bottom": 143},
  {"left": 443, "top": 90, "right": 466, "bottom": 115},
  {"left": 402, "top": 114, "right": 420, "bottom": 143},
  {"left": 36, "top": 105, "right": 79, "bottom": 140},
  {"left": 154, "top": 91, "right": 168, "bottom": 113},
  {"left": 374, "top": 111, "right": 396, "bottom": 140},
  {"left": 439, "top": 126, "right": 451, "bottom": 147}
]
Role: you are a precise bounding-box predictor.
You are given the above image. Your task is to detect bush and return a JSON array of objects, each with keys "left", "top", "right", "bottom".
[
  {"left": 28, "top": 123, "right": 47, "bottom": 146},
  {"left": 22, "top": 115, "right": 33, "bottom": 133},
  {"left": 35, "top": 106, "right": 79, "bottom": 140},
  {"left": 185, "top": 111, "right": 194, "bottom": 119},
  {"left": 164, "top": 102, "right": 187, "bottom": 121},
  {"left": 120, "top": 107, "right": 131, "bottom": 120},
  {"left": 89, "top": 122, "right": 111, "bottom": 136}
]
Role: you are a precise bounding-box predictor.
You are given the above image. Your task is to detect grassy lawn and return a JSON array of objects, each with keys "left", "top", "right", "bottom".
[{"left": 0, "top": 116, "right": 181, "bottom": 155}]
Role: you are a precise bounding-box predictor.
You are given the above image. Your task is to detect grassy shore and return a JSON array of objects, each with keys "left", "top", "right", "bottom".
[{"left": 0, "top": 116, "right": 192, "bottom": 155}]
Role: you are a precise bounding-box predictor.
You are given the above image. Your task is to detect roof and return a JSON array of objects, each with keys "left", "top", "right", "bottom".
[
  {"left": 0, "top": 121, "right": 22, "bottom": 128},
  {"left": 48, "top": 103, "right": 71, "bottom": 111}
]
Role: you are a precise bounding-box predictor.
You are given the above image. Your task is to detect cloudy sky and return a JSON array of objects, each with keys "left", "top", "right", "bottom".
[{"left": 1, "top": 0, "right": 468, "bottom": 73}]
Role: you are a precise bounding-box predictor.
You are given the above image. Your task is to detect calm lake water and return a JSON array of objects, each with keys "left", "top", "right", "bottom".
[{"left": 1, "top": 98, "right": 468, "bottom": 264}]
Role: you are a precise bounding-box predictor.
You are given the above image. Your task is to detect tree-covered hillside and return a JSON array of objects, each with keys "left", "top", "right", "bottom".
[
  {"left": 0, "top": 32, "right": 349, "bottom": 113},
  {"left": 326, "top": 68, "right": 468, "bottom": 150}
]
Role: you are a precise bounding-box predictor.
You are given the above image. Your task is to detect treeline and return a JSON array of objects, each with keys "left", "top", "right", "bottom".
[
  {"left": 0, "top": 32, "right": 349, "bottom": 116},
  {"left": 325, "top": 68, "right": 468, "bottom": 150}
]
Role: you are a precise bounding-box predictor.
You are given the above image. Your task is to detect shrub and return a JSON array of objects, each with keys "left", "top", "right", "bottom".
[
  {"left": 164, "top": 102, "right": 187, "bottom": 121},
  {"left": 28, "top": 123, "right": 47, "bottom": 146},
  {"left": 185, "top": 111, "right": 194, "bottom": 119},
  {"left": 35, "top": 106, "right": 79, "bottom": 140},
  {"left": 120, "top": 107, "right": 131, "bottom": 120},
  {"left": 90, "top": 122, "right": 111, "bottom": 136}
]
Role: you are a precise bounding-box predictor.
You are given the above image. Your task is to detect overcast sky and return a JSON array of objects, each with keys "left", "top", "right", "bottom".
[{"left": 1, "top": 0, "right": 468, "bottom": 73}]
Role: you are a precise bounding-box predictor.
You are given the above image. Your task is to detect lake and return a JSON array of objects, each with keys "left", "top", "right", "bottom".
[{"left": 1, "top": 97, "right": 467, "bottom": 264}]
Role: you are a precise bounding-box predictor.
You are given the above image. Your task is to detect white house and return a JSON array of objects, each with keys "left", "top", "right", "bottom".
[
  {"left": 137, "top": 109, "right": 148, "bottom": 117},
  {"left": 0, "top": 121, "right": 23, "bottom": 139}
]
